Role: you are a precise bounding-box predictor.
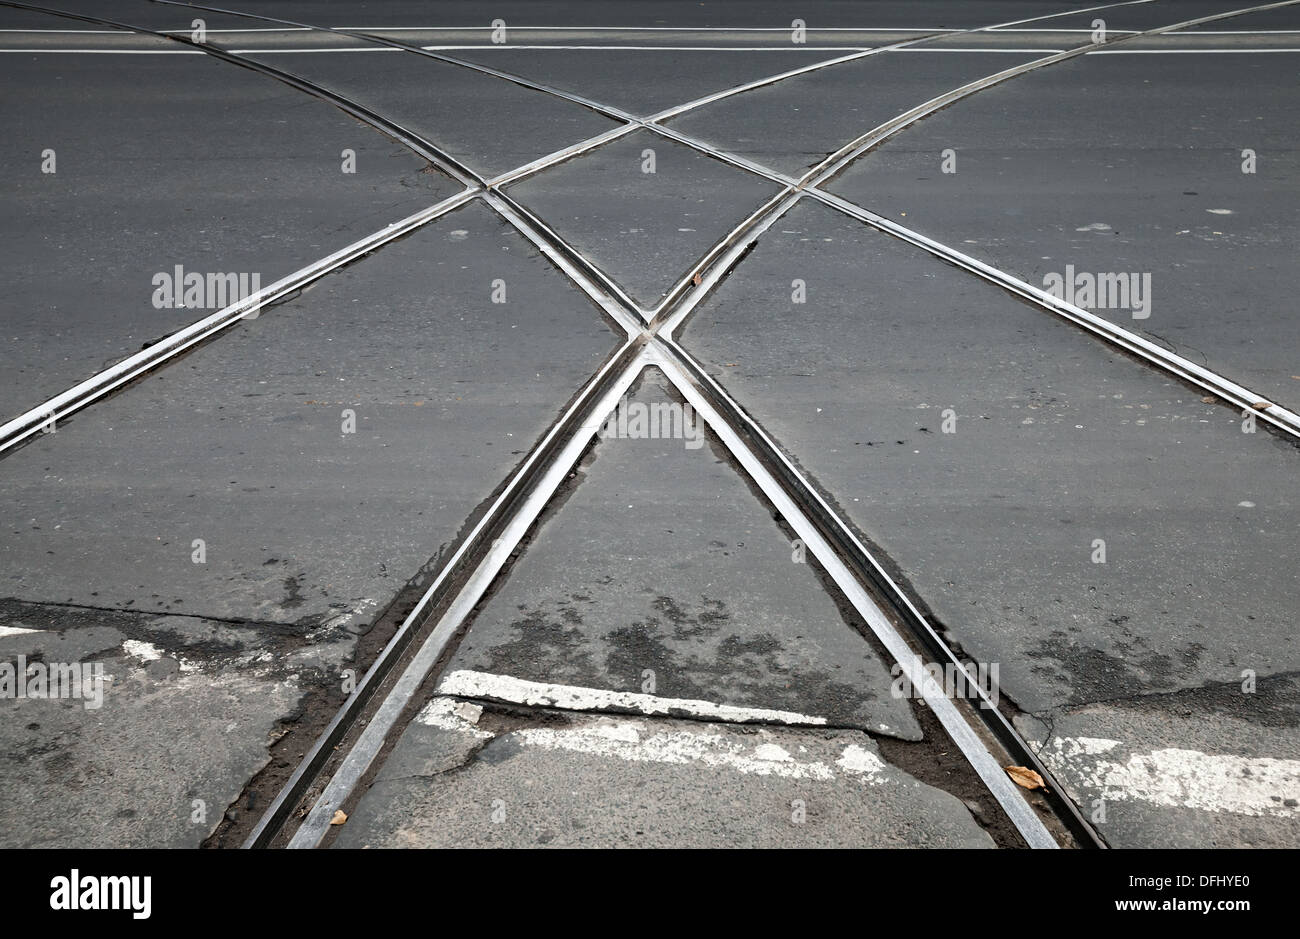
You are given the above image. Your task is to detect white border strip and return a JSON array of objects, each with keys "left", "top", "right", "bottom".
[{"left": 438, "top": 669, "right": 831, "bottom": 725}]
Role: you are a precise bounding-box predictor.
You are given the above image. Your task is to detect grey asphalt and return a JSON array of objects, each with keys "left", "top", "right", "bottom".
[
  {"left": 2, "top": 0, "right": 1297, "bottom": 851},
  {"left": 668, "top": 49, "right": 1045, "bottom": 176},
  {"left": 506, "top": 130, "right": 781, "bottom": 308},
  {"left": 678, "top": 197, "right": 1300, "bottom": 846},
  {"left": 331, "top": 701, "right": 993, "bottom": 848},
  {"left": 0, "top": 201, "right": 619, "bottom": 845},
  {"left": 445, "top": 369, "right": 921, "bottom": 738},
  {"left": 828, "top": 49, "right": 1300, "bottom": 409},
  {"left": 0, "top": 24, "right": 456, "bottom": 415}
]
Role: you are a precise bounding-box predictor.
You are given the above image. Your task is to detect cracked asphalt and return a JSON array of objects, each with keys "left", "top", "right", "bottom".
[{"left": 1, "top": 0, "right": 1297, "bottom": 851}]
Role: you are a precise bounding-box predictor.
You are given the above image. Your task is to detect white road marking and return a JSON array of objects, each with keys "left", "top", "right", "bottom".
[
  {"left": 416, "top": 697, "right": 894, "bottom": 780},
  {"left": 0, "top": 626, "right": 42, "bottom": 638},
  {"left": 416, "top": 696, "right": 889, "bottom": 785},
  {"left": 1044, "top": 736, "right": 1300, "bottom": 818},
  {"left": 5, "top": 44, "right": 1294, "bottom": 54},
  {"left": 417, "top": 698, "right": 492, "bottom": 738},
  {"left": 122, "top": 639, "right": 163, "bottom": 663},
  {"left": 437, "top": 669, "right": 830, "bottom": 726},
  {"left": 1089, "top": 47, "right": 1300, "bottom": 52},
  {"left": 0, "top": 48, "right": 203, "bottom": 54},
  {"left": 514, "top": 721, "right": 887, "bottom": 782},
  {"left": 422, "top": 44, "right": 882, "bottom": 51}
]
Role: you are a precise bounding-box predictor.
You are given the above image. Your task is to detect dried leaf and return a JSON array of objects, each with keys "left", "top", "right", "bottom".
[
  {"left": 1005, "top": 766, "right": 1045, "bottom": 790},
  {"left": 330, "top": 810, "right": 348, "bottom": 826},
  {"left": 692, "top": 273, "right": 703, "bottom": 286},
  {"left": 1252, "top": 401, "right": 1273, "bottom": 410}
]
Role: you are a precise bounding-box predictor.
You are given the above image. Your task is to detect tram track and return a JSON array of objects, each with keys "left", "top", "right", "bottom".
[
  {"left": 153, "top": 0, "right": 1300, "bottom": 435},
  {"left": 94, "top": 0, "right": 1160, "bottom": 849},
  {"left": 4, "top": 0, "right": 1295, "bottom": 851}
]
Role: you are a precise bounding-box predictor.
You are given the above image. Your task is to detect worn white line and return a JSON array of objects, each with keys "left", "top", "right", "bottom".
[
  {"left": 0, "top": 47, "right": 202, "bottom": 53},
  {"left": 0, "top": 44, "right": 1092, "bottom": 54},
  {"left": 349, "top": 26, "right": 957, "bottom": 33},
  {"left": 437, "top": 670, "right": 830, "bottom": 725},
  {"left": 422, "top": 44, "right": 883, "bottom": 51},
  {"left": 0, "top": 626, "right": 42, "bottom": 638},
  {"left": 516, "top": 723, "right": 887, "bottom": 782},
  {"left": 417, "top": 696, "right": 892, "bottom": 782},
  {"left": 1088, "top": 46, "right": 1300, "bottom": 51},
  {"left": 898, "top": 46, "right": 1067, "bottom": 52},
  {"left": 1044, "top": 737, "right": 1300, "bottom": 818}
]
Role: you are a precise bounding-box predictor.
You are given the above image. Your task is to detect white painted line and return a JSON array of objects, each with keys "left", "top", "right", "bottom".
[
  {"left": 346, "top": 26, "right": 955, "bottom": 33},
  {"left": 898, "top": 47, "right": 1066, "bottom": 52},
  {"left": 423, "top": 45, "right": 882, "bottom": 51},
  {"left": 0, "top": 48, "right": 202, "bottom": 53},
  {"left": 515, "top": 722, "right": 886, "bottom": 782},
  {"left": 437, "top": 669, "right": 830, "bottom": 726},
  {"left": 417, "top": 698, "right": 493, "bottom": 738},
  {"left": 229, "top": 46, "right": 400, "bottom": 54},
  {"left": 417, "top": 696, "right": 889, "bottom": 783},
  {"left": 1044, "top": 737, "right": 1300, "bottom": 818},
  {"left": 121, "top": 639, "right": 163, "bottom": 663},
  {"left": 1089, "top": 47, "right": 1300, "bottom": 52},
  {"left": 0, "top": 44, "right": 1087, "bottom": 54},
  {"left": 0, "top": 626, "right": 42, "bottom": 638}
]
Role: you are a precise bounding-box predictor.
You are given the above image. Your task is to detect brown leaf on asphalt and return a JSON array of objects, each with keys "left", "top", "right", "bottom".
[
  {"left": 330, "top": 810, "right": 348, "bottom": 826},
  {"left": 1200, "top": 396, "right": 1216, "bottom": 404},
  {"left": 692, "top": 273, "right": 703, "bottom": 286},
  {"left": 1005, "top": 766, "right": 1045, "bottom": 790},
  {"left": 1252, "top": 401, "right": 1273, "bottom": 410}
]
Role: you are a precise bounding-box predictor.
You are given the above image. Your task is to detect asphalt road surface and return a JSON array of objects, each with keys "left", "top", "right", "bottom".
[{"left": 1, "top": 0, "right": 1297, "bottom": 852}]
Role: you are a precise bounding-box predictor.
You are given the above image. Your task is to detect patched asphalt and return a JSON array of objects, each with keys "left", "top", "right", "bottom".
[{"left": 331, "top": 700, "right": 992, "bottom": 848}]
